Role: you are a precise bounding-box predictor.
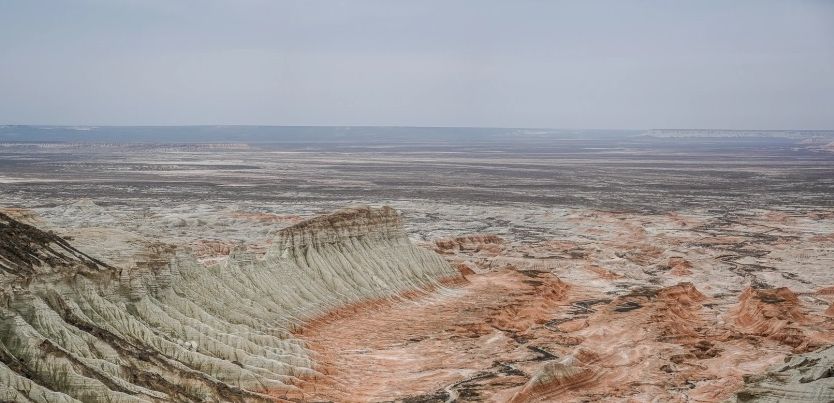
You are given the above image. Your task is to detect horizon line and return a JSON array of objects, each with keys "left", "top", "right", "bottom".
[{"left": 2, "top": 124, "right": 833, "bottom": 132}]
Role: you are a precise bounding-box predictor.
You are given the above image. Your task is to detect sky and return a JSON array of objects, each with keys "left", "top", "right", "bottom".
[{"left": 0, "top": 0, "right": 832, "bottom": 129}]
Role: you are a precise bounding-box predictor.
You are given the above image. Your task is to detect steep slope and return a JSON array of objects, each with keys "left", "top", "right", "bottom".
[
  {"left": 0, "top": 211, "right": 110, "bottom": 278},
  {"left": 0, "top": 206, "right": 458, "bottom": 402}
]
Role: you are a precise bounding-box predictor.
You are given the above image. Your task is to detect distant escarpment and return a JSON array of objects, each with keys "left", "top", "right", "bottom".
[{"left": 0, "top": 206, "right": 457, "bottom": 402}]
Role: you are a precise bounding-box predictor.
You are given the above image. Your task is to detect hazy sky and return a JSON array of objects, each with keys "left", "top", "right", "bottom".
[{"left": 1, "top": 0, "right": 832, "bottom": 129}]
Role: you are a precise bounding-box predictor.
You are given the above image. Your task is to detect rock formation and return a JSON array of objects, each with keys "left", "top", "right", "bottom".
[
  {"left": 509, "top": 357, "right": 599, "bottom": 403},
  {"left": 0, "top": 206, "right": 457, "bottom": 402},
  {"left": 433, "top": 234, "right": 504, "bottom": 255},
  {"left": 731, "top": 287, "right": 814, "bottom": 351},
  {"left": 666, "top": 256, "right": 694, "bottom": 276},
  {"left": 736, "top": 345, "right": 834, "bottom": 402}
]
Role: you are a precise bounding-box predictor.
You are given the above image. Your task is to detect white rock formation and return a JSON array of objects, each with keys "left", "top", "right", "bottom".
[{"left": 0, "top": 206, "right": 457, "bottom": 402}]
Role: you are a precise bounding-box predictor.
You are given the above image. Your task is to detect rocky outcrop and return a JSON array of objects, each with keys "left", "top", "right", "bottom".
[
  {"left": 508, "top": 356, "right": 599, "bottom": 403},
  {"left": 0, "top": 206, "right": 457, "bottom": 402},
  {"left": 731, "top": 287, "right": 812, "bottom": 350},
  {"left": 736, "top": 345, "right": 834, "bottom": 402},
  {"left": 666, "top": 256, "right": 694, "bottom": 276},
  {"left": 433, "top": 234, "right": 504, "bottom": 255},
  {"left": 0, "top": 211, "right": 110, "bottom": 279}
]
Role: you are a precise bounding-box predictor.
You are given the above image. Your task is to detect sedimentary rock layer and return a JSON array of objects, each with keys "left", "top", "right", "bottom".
[
  {"left": 0, "top": 206, "right": 457, "bottom": 402},
  {"left": 737, "top": 345, "right": 834, "bottom": 402},
  {"left": 298, "top": 214, "right": 834, "bottom": 402}
]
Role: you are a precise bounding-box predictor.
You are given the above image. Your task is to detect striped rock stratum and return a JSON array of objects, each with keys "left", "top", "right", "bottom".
[{"left": 0, "top": 206, "right": 458, "bottom": 402}]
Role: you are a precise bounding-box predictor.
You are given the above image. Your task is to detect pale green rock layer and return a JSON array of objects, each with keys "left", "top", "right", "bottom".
[{"left": 0, "top": 206, "right": 457, "bottom": 402}]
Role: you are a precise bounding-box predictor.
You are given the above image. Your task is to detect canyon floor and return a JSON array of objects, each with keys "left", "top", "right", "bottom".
[{"left": 1, "top": 128, "right": 833, "bottom": 402}]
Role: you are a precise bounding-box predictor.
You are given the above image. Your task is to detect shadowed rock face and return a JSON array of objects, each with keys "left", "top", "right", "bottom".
[
  {"left": 0, "top": 206, "right": 458, "bottom": 402},
  {"left": 0, "top": 212, "right": 110, "bottom": 278}
]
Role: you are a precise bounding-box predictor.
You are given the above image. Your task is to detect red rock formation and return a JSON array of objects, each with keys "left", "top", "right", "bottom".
[
  {"left": 433, "top": 234, "right": 503, "bottom": 255},
  {"left": 667, "top": 256, "right": 694, "bottom": 276},
  {"left": 296, "top": 268, "right": 570, "bottom": 402},
  {"left": 454, "top": 262, "right": 476, "bottom": 276},
  {"left": 486, "top": 273, "right": 570, "bottom": 333},
  {"left": 732, "top": 287, "right": 811, "bottom": 350},
  {"left": 508, "top": 360, "right": 599, "bottom": 403},
  {"left": 654, "top": 282, "right": 708, "bottom": 341}
]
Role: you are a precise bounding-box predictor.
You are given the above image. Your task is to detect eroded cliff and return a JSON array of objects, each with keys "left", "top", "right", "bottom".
[{"left": 0, "top": 206, "right": 458, "bottom": 402}]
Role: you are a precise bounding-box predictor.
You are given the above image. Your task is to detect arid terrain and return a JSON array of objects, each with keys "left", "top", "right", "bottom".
[{"left": 1, "top": 127, "right": 834, "bottom": 402}]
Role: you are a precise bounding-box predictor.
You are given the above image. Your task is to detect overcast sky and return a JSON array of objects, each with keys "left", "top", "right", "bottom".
[{"left": 1, "top": 0, "right": 832, "bottom": 129}]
